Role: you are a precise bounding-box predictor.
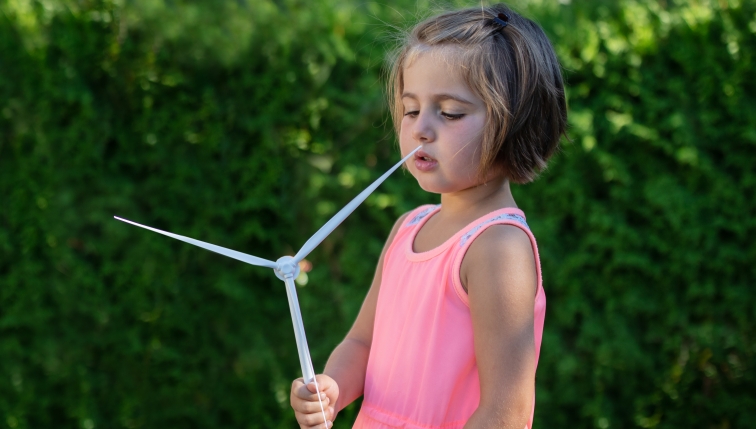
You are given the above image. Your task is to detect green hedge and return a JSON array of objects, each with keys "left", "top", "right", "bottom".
[{"left": 1, "top": 1, "right": 754, "bottom": 428}]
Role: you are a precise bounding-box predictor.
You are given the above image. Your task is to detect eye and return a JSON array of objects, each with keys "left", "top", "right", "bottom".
[
  {"left": 441, "top": 112, "right": 465, "bottom": 120},
  {"left": 404, "top": 110, "right": 419, "bottom": 118}
]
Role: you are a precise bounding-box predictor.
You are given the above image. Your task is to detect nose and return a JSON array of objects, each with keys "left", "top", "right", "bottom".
[{"left": 411, "top": 111, "right": 436, "bottom": 143}]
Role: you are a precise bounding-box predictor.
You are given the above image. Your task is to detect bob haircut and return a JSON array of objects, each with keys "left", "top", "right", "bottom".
[{"left": 387, "top": 4, "right": 568, "bottom": 184}]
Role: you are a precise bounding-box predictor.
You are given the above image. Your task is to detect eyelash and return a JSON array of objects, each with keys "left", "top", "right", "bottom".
[
  {"left": 442, "top": 112, "right": 465, "bottom": 120},
  {"left": 403, "top": 111, "right": 465, "bottom": 120}
]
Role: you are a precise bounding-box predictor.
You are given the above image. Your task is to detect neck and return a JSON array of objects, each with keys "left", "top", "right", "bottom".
[{"left": 439, "top": 176, "right": 517, "bottom": 218}]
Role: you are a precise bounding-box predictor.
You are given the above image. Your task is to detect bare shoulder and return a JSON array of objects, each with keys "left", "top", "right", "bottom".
[
  {"left": 467, "top": 223, "right": 533, "bottom": 261},
  {"left": 461, "top": 224, "right": 536, "bottom": 295}
]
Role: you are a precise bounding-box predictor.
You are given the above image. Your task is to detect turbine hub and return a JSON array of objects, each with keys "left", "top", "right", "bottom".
[{"left": 274, "top": 255, "right": 301, "bottom": 281}]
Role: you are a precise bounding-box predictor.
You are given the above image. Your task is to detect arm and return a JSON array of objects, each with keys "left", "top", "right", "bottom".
[
  {"left": 290, "top": 211, "right": 410, "bottom": 428},
  {"left": 461, "top": 225, "right": 538, "bottom": 429}
]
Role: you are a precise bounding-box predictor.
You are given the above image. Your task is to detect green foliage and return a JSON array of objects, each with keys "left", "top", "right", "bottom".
[
  {"left": 1, "top": 0, "right": 754, "bottom": 428},
  {"left": 522, "top": 2, "right": 756, "bottom": 428}
]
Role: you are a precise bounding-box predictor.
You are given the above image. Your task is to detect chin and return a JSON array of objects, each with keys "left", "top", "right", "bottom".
[
  {"left": 410, "top": 172, "right": 436, "bottom": 193},
  {"left": 417, "top": 183, "right": 443, "bottom": 194},
  {"left": 413, "top": 176, "right": 452, "bottom": 194}
]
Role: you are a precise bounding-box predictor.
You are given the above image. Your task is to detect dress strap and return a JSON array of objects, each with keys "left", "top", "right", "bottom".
[
  {"left": 403, "top": 204, "right": 440, "bottom": 228},
  {"left": 459, "top": 212, "right": 529, "bottom": 247}
]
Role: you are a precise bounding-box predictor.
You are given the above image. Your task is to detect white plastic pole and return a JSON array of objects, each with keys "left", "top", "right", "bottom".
[
  {"left": 282, "top": 275, "right": 315, "bottom": 382},
  {"left": 282, "top": 275, "right": 327, "bottom": 425}
]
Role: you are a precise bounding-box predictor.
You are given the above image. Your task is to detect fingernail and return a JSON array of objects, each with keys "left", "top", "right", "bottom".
[
  {"left": 327, "top": 421, "right": 333, "bottom": 428},
  {"left": 320, "top": 393, "right": 327, "bottom": 400}
]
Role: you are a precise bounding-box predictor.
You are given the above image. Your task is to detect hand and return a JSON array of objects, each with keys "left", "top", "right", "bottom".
[{"left": 290, "top": 374, "right": 339, "bottom": 429}]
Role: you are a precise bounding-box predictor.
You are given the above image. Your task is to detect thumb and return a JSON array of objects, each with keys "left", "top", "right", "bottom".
[
  {"left": 306, "top": 375, "right": 334, "bottom": 394},
  {"left": 305, "top": 381, "right": 319, "bottom": 394}
]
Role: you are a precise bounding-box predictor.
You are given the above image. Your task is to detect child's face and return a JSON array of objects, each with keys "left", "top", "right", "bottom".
[{"left": 399, "top": 52, "right": 493, "bottom": 194}]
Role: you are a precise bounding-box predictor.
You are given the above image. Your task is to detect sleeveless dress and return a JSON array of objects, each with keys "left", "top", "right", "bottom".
[{"left": 353, "top": 205, "right": 546, "bottom": 429}]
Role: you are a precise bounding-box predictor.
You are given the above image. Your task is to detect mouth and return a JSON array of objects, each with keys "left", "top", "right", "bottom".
[
  {"left": 415, "top": 150, "right": 436, "bottom": 162},
  {"left": 413, "top": 150, "right": 438, "bottom": 172}
]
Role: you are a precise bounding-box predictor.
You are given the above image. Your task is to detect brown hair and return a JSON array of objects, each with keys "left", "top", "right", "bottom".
[{"left": 387, "top": 4, "right": 568, "bottom": 183}]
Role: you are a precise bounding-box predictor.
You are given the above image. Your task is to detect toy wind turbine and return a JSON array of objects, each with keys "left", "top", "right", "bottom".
[{"left": 115, "top": 146, "right": 420, "bottom": 423}]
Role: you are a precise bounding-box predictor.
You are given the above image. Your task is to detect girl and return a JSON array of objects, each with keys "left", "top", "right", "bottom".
[{"left": 291, "top": 4, "right": 567, "bottom": 428}]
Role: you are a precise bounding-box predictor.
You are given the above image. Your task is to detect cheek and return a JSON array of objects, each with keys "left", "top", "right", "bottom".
[
  {"left": 451, "top": 124, "right": 484, "bottom": 157},
  {"left": 399, "top": 120, "right": 413, "bottom": 144}
]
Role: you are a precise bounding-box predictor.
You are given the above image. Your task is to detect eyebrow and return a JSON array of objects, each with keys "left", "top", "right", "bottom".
[{"left": 401, "top": 92, "right": 475, "bottom": 106}]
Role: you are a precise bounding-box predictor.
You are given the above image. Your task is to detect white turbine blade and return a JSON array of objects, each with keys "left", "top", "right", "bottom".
[
  {"left": 294, "top": 146, "right": 421, "bottom": 263},
  {"left": 114, "top": 216, "right": 278, "bottom": 269}
]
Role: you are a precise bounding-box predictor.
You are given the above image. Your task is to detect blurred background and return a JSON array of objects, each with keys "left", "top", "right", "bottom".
[{"left": 1, "top": 0, "right": 754, "bottom": 427}]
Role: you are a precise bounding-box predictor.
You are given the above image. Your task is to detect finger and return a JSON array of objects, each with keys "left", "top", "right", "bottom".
[
  {"left": 294, "top": 383, "right": 328, "bottom": 402},
  {"left": 314, "top": 374, "right": 333, "bottom": 384},
  {"left": 290, "top": 378, "right": 307, "bottom": 404},
  {"left": 291, "top": 396, "right": 328, "bottom": 415},
  {"left": 306, "top": 381, "right": 318, "bottom": 394},
  {"left": 294, "top": 395, "right": 330, "bottom": 414},
  {"left": 313, "top": 374, "right": 337, "bottom": 391},
  {"left": 291, "top": 379, "right": 325, "bottom": 414},
  {"left": 307, "top": 378, "right": 335, "bottom": 397},
  {"left": 291, "top": 378, "right": 316, "bottom": 399},
  {"left": 294, "top": 411, "right": 332, "bottom": 429},
  {"left": 291, "top": 378, "right": 305, "bottom": 392}
]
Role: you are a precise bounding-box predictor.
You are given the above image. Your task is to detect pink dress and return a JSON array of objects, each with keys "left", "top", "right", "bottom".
[{"left": 353, "top": 205, "right": 546, "bottom": 429}]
